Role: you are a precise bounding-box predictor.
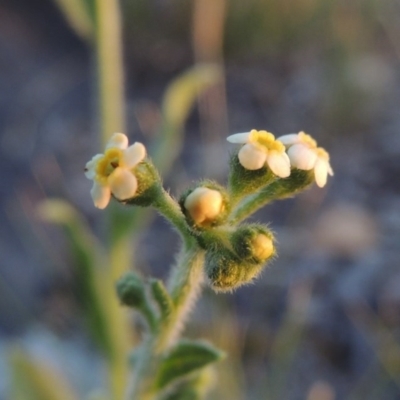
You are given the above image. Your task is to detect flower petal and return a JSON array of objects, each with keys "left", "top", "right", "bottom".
[
  {"left": 314, "top": 158, "right": 329, "bottom": 187},
  {"left": 90, "top": 182, "right": 111, "bottom": 209},
  {"left": 327, "top": 161, "right": 334, "bottom": 176},
  {"left": 238, "top": 144, "right": 267, "bottom": 170},
  {"left": 106, "top": 133, "right": 129, "bottom": 150},
  {"left": 276, "top": 133, "right": 300, "bottom": 146},
  {"left": 267, "top": 150, "right": 291, "bottom": 178},
  {"left": 121, "top": 142, "right": 146, "bottom": 168},
  {"left": 108, "top": 168, "right": 138, "bottom": 200},
  {"left": 227, "top": 132, "right": 252, "bottom": 144},
  {"left": 287, "top": 144, "right": 317, "bottom": 170},
  {"left": 85, "top": 154, "right": 103, "bottom": 179}
]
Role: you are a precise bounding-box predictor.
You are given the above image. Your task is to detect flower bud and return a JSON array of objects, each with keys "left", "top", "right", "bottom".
[
  {"left": 230, "top": 224, "right": 275, "bottom": 264},
  {"left": 205, "top": 249, "right": 265, "bottom": 292},
  {"left": 180, "top": 182, "right": 229, "bottom": 228},
  {"left": 116, "top": 272, "right": 146, "bottom": 308}
]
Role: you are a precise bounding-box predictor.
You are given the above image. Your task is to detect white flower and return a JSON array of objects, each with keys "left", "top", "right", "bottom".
[
  {"left": 184, "top": 187, "right": 224, "bottom": 226},
  {"left": 85, "top": 133, "right": 146, "bottom": 209},
  {"left": 227, "top": 129, "right": 291, "bottom": 178},
  {"left": 277, "top": 131, "right": 333, "bottom": 188}
]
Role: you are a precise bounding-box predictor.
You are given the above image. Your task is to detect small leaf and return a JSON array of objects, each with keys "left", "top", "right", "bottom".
[
  {"left": 156, "top": 340, "right": 225, "bottom": 389},
  {"left": 52, "top": 0, "right": 94, "bottom": 40},
  {"left": 150, "top": 279, "right": 174, "bottom": 321}
]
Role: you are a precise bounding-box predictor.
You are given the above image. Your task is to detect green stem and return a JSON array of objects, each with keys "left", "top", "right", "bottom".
[
  {"left": 154, "top": 189, "right": 194, "bottom": 246},
  {"left": 229, "top": 192, "right": 271, "bottom": 224},
  {"left": 95, "top": 0, "right": 125, "bottom": 145},
  {"left": 230, "top": 170, "right": 315, "bottom": 224},
  {"left": 134, "top": 247, "right": 206, "bottom": 399},
  {"left": 94, "top": 1, "right": 128, "bottom": 398},
  {"left": 127, "top": 244, "right": 205, "bottom": 400},
  {"left": 158, "top": 245, "right": 205, "bottom": 352}
]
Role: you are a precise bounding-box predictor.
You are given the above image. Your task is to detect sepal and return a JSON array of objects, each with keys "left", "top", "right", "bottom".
[
  {"left": 123, "top": 160, "right": 162, "bottom": 207},
  {"left": 228, "top": 150, "right": 275, "bottom": 200}
]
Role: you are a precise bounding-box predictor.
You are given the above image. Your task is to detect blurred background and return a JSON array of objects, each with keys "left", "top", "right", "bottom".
[{"left": 1, "top": 0, "right": 400, "bottom": 399}]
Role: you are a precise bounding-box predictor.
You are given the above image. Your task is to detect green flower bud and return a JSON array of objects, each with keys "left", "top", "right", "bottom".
[
  {"left": 116, "top": 271, "right": 146, "bottom": 308},
  {"left": 205, "top": 248, "right": 266, "bottom": 292},
  {"left": 179, "top": 181, "right": 230, "bottom": 229},
  {"left": 230, "top": 224, "right": 275, "bottom": 264}
]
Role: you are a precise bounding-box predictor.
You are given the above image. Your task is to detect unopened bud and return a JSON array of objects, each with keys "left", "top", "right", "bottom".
[
  {"left": 231, "top": 225, "right": 275, "bottom": 264},
  {"left": 205, "top": 249, "right": 265, "bottom": 292},
  {"left": 116, "top": 272, "right": 146, "bottom": 308},
  {"left": 180, "top": 183, "right": 229, "bottom": 228}
]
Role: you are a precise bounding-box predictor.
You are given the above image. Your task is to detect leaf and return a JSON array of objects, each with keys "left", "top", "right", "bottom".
[
  {"left": 158, "top": 366, "right": 216, "bottom": 400},
  {"left": 52, "top": 0, "right": 94, "bottom": 40},
  {"left": 150, "top": 279, "right": 174, "bottom": 322},
  {"left": 153, "top": 64, "right": 222, "bottom": 172},
  {"left": 155, "top": 340, "right": 225, "bottom": 389},
  {"left": 37, "top": 199, "right": 113, "bottom": 359},
  {"left": 10, "top": 348, "right": 78, "bottom": 400},
  {"left": 162, "top": 64, "right": 221, "bottom": 128}
]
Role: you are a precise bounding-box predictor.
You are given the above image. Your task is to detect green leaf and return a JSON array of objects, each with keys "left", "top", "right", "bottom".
[
  {"left": 10, "top": 348, "right": 78, "bottom": 400},
  {"left": 37, "top": 199, "right": 113, "bottom": 359},
  {"left": 150, "top": 279, "right": 174, "bottom": 322},
  {"left": 158, "top": 367, "right": 216, "bottom": 400},
  {"left": 52, "top": 0, "right": 94, "bottom": 40},
  {"left": 153, "top": 64, "right": 222, "bottom": 172},
  {"left": 156, "top": 340, "right": 225, "bottom": 389}
]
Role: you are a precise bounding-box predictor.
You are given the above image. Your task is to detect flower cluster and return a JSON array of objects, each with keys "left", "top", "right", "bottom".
[{"left": 227, "top": 129, "right": 333, "bottom": 187}]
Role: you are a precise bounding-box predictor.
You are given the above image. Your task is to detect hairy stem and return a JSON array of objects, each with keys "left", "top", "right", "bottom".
[
  {"left": 127, "top": 244, "right": 205, "bottom": 400},
  {"left": 154, "top": 189, "right": 194, "bottom": 246},
  {"left": 158, "top": 245, "right": 205, "bottom": 352}
]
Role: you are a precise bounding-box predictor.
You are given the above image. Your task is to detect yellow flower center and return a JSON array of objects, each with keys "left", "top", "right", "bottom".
[
  {"left": 249, "top": 129, "right": 285, "bottom": 153},
  {"left": 95, "top": 148, "right": 122, "bottom": 184},
  {"left": 299, "top": 131, "right": 317, "bottom": 148}
]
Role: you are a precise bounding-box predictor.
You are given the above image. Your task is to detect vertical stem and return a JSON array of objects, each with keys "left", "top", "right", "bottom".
[
  {"left": 127, "top": 244, "right": 205, "bottom": 399},
  {"left": 95, "top": 0, "right": 126, "bottom": 146},
  {"left": 94, "top": 1, "right": 128, "bottom": 399},
  {"left": 158, "top": 245, "right": 205, "bottom": 351}
]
